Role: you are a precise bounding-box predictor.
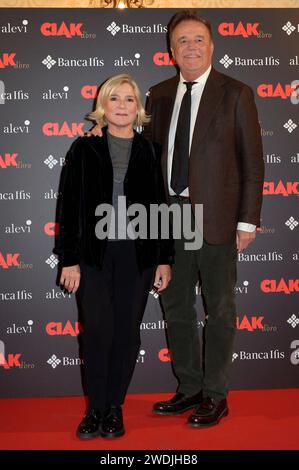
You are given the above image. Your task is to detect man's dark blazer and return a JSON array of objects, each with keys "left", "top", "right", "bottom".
[
  {"left": 54, "top": 127, "right": 173, "bottom": 270},
  {"left": 143, "top": 67, "right": 264, "bottom": 245}
]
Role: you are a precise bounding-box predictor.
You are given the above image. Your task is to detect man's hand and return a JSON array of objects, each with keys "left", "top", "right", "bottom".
[
  {"left": 85, "top": 123, "right": 103, "bottom": 137},
  {"left": 154, "top": 265, "right": 172, "bottom": 293},
  {"left": 236, "top": 230, "right": 256, "bottom": 253},
  {"left": 60, "top": 265, "right": 81, "bottom": 293}
]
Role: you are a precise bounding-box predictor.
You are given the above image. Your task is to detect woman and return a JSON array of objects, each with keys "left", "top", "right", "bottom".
[{"left": 55, "top": 74, "right": 172, "bottom": 439}]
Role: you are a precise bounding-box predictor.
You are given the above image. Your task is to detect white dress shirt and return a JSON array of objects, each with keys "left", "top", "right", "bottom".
[{"left": 167, "top": 65, "right": 255, "bottom": 233}]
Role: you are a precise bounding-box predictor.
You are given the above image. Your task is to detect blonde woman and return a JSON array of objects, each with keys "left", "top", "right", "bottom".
[{"left": 55, "top": 74, "right": 172, "bottom": 439}]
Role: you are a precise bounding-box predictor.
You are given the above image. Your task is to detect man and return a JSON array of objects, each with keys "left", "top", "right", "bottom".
[{"left": 142, "top": 10, "right": 264, "bottom": 427}]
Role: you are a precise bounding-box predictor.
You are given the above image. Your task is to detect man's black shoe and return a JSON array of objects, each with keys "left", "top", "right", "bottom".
[
  {"left": 153, "top": 391, "right": 202, "bottom": 415},
  {"left": 188, "top": 397, "right": 228, "bottom": 428},
  {"left": 76, "top": 408, "right": 102, "bottom": 439},
  {"left": 101, "top": 405, "right": 125, "bottom": 438}
]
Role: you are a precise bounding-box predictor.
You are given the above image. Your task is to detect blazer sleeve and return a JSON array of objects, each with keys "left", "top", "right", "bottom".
[
  {"left": 235, "top": 85, "right": 264, "bottom": 226},
  {"left": 54, "top": 138, "right": 83, "bottom": 267},
  {"left": 150, "top": 141, "right": 174, "bottom": 266}
]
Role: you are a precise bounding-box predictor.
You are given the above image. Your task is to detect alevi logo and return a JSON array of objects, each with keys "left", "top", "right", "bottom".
[
  {"left": 114, "top": 53, "right": 141, "bottom": 67},
  {"left": 40, "top": 22, "right": 83, "bottom": 38},
  {"left": 153, "top": 52, "right": 176, "bottom": 66},
  {"left": 136, "top": 349, "right": 146, "bottom": 364},
  {"left": 46, "top": 321, "right": 82, "bottom": 337},
  {"left": 218, "top": 22, "right": 260, "bottom": 37},
  {"left": 0, "top": 53, "right": 16, "bottom": 69},
  {"left": 42, "top": 121, "right": 85, "bottom": 137},
  {"left": 4, "top": 220, "right": 32, "bottom": 234},
  {"left": 1, "top": 19, "right": 28, "bottom": 33},
  {"left": 42, "top": 86, "right": 69, "bottom": 101},
  {"left": 6, "top": 320, "right": 33, "bottom": 334},
  {"left": 290, "top": 340, "right": 299, "bottom": 365},
  {"left": 263, "top": 181, "right": 299, "bottom": 196},
  {"left": 235, "top": 280, "right": 249, "bottom": 294},
  {"left": 260, "top": 278, "right": 299, "bottom": 294},
  {"left": 3, "top": 120, "right": 30, "bottom": 134}
]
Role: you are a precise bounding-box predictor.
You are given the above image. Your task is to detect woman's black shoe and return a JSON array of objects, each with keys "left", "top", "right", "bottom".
[
  {"left": 76, "top": 409, "right": 102, "bottom": 439},
  {"left": 101, "top": 405, "right": 125, "bottom": 438}
]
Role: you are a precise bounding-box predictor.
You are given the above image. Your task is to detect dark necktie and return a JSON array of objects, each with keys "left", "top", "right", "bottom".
[{"left": 170, "top": 81, "right": 195, "bottom": 195}]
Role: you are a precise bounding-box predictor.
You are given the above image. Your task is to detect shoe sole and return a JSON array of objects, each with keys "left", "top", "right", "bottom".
[
  {"left": 188, "top": 409, "right": 229, "bottom": 428},
  {"left": 100, "top": 429, "right": 125, "bottom": 439},
  {"left": 152, "top": 404, "right": 198, "bottom": 416},
  {"left": 76, "top": 429, "right": 102, "bottom": 439}
]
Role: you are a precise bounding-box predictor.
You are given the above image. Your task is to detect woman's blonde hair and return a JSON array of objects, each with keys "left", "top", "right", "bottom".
[{"left": 88, "top": 74, "right": 150, "bottom": 127}]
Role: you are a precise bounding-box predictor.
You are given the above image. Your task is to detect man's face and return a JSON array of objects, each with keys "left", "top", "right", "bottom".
[{"left": 171, "top": 20, "right": 214, "bottom": 81}]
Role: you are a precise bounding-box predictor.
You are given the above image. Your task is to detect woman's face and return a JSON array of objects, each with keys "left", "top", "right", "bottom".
[{"left": 104, "top": 82, "right": 138, "bottom": 132}]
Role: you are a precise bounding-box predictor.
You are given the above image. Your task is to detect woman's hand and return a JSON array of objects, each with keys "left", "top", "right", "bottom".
[
  {"left": 60, "top": 265, "right": 81, "bottom": 293},
  {"left": 153, "top": 265, "right": 172, "bottom": 293}
]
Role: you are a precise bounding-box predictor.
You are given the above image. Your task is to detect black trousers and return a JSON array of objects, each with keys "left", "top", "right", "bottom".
[
  {"left": 161, "top": 199, "right": 237, "bottom": 400},
  {"left": 78, "top": 241, "right": 154, "bottom": 412}
]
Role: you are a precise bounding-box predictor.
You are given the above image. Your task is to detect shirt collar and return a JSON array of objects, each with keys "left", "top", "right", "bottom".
[{"left": 179, "top": 65, "right": 212, "bottom": 87}]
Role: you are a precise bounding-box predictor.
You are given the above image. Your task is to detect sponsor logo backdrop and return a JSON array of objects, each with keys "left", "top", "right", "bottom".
[{"left": 0, "top": 8, "right": 298, "bottom": 398}]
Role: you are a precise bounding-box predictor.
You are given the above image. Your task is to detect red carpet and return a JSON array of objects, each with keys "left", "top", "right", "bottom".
[{"left": 0, "top": 389, "right": 298, "bottom": 450}]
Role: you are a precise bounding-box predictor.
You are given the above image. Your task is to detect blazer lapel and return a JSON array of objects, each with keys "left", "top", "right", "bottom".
[
  {"left": 190, "top": 68, "right": 226, "bottom": 159},
  {"left": 161, "top": 75, "right": 180, "bottom": 195},
  {"left": 161, "top": 75, "right": 180, "bottom": 150},
  {"left": 85, "top": 128, "right": 113, "bottom": 180},
  {"left": 127, "top": 130, "right": 143, "bottom": 169}
]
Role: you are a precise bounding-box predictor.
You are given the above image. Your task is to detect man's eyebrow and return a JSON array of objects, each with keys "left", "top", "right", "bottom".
[{"left": 177, "top": 34, "right": 205, "bottom": 40}]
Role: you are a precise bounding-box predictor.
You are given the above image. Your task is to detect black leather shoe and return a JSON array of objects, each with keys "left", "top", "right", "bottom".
[
  {"left": 153, "top": 391, "right": 202, "bottom": 415},
  {"left": 188, "top": 397, "right": 228, "bottom": 428},
  {"left": 76, "top": 409, "right": 102, "bottom": 439},
  {"left": 101, "top": 405, "right": 125, "bottom": 438}
]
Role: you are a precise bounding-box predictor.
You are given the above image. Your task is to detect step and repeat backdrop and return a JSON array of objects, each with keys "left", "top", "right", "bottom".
[{"left": 0, "top": 8, "right": 298, "bottom": 398}]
